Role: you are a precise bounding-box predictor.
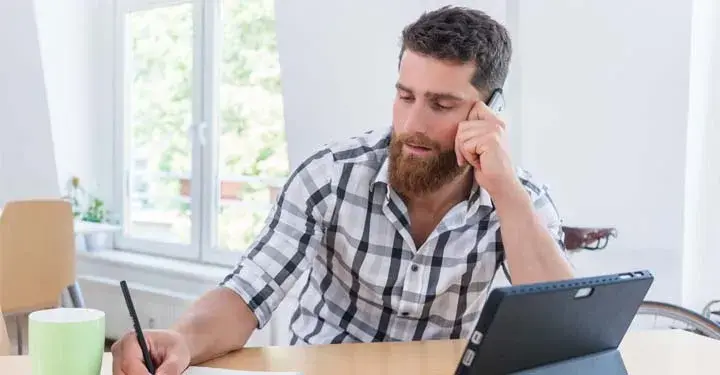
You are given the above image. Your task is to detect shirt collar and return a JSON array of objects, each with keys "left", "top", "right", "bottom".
[
  {"left": 466, "top": 179, "right": 495, "bottom": 221},
  {"left": 371, "top": 153, "right": 391, "bottom": 191}
]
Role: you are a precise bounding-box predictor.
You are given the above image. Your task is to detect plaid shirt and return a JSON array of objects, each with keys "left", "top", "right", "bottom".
[{"left": 221, "top": 127, "right": 565, "bottom": 344}]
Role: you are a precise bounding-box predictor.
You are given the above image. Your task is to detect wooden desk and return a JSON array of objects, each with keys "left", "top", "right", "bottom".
[{"left": 1, "top": 330, "right": 718, "bottom": 374}]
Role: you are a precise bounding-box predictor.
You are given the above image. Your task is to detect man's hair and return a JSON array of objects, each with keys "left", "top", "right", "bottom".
[{"left": 399, "top": 6, "right": 512, "bottom": 96}]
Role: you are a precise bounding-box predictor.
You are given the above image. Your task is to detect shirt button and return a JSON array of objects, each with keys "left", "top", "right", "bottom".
[{"left": 411, "top": 264, "right": 419, "bottom": 272}]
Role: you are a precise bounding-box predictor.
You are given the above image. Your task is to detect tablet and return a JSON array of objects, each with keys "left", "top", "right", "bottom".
[{"left": 454, "top": 270, "right": 654, "bottom": 375}]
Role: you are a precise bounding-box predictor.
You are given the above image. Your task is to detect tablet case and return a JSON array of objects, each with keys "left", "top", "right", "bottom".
[{"left": 455, "top": 270, "right": 654, "bottom": 375}]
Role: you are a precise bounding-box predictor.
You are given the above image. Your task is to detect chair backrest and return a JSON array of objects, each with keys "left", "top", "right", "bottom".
[
  {"left": 0, "top": 306, "right": 9, "bottom": 356},
  {"left": 0, "top": 199, "right": 76, "bottom": 314}
]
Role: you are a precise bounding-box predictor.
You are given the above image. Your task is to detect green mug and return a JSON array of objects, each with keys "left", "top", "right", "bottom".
[{"left": 28, "top": 308, "right": 106, "bottom": 375}]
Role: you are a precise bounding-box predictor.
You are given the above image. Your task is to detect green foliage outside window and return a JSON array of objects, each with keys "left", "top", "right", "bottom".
[{"left": 127, "top": 0, "right": 288, "bottom": 251}]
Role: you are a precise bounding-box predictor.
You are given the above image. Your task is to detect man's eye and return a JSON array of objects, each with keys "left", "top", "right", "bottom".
[
  {"left": 400, "top": 95, "right": 414, "bottom": 102},
  {"left": 433, "top": 102, "right": 453, "bottom": 111}
]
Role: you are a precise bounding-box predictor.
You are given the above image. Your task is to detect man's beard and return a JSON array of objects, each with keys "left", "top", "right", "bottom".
[{"left": 388, "top": 131, "right": 465, "bottom": 197}]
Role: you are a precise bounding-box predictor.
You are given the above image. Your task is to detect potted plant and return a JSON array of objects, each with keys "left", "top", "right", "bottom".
[{"left": 63, "top": 176, "right": 119, "bottom": 251}]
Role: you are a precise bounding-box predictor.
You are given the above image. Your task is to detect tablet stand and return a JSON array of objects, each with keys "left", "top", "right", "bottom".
[{"left": 510, "top": 349, "right": 628, "bottom": 375}]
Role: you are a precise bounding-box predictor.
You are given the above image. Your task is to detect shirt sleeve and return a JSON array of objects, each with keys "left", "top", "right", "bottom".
[
  {"left": 531, "top": 183, "right": 567, "bottom": 253},
  {"left": 219, "top": 149, "right": 334, "bottom": 329}
]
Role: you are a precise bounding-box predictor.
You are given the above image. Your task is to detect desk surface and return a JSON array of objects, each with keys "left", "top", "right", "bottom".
[{"left": 2, "top": 330, "right": 718, "bottom": 374}]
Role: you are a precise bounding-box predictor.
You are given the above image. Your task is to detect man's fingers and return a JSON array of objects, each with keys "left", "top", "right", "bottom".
[
  {"left": 455, "top": 124, "right": 469, "bottom": 166},
  {"left": 456, "top": 118, "right": 504, "bottom": 167},
  {"left": 155, "top": 355, "right": 186, "bottom": 375},
  {"left": 112, "top": 356, "right": 125, "bottom": 375},
  {"left": 468, "top": 100, "right": 505, "bottom": 129},
  {"left": 456, "top": 121, "right": 486, "bottom": 166},
  {"left": 473, "top": 133, "right": 503, "bottom": 151},
  {"left": 469, "top": 100, "right": 493, "bottom": 121},
  {"left": 455, "top": 137, "right": 464, "bottom": 166},
  {"left": 122, "top": 359, "right": 152, "bottom": 375},
  {"left": 467, "top": 101, "right": 481, "bottom": 121},
  {"left": 112, "top": 335, "right": 151, "bottom": 375},
  {"left": 111, "top": 342, "right": 129, "bottom": 375},
  {"left": 457, "top": 119, "right": 504, "bottom": 140},
  {"left": 457, "top": 123, "right": 484, "bottom": 168},
  {"left": 456, "top": 126, "right": 485, "bottom": 144},
  {"left": 114, "top": 356, "right": 151, "bottom": 375},
  {"left": 461, "top": 131, "right": 505, "bottom": 169},
  {"left": 461, "top": 138, "right": 481, "bottom": 169}
]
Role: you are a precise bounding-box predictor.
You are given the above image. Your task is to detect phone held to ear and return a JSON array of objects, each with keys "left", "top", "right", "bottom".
[{"left": 486, "top": 88, "right": 504, "bottom": 113}]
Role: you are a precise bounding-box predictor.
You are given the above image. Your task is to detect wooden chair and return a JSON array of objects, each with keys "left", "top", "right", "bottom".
[
  {"left": 0, "top": 199, "right": 78, "bottom": 354},
  {"left": 0, "top": 305, "right": 9, "bottom": 356}
]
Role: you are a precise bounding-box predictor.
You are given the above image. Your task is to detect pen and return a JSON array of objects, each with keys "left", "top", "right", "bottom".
[{"left": 120, "top": 280, "right": 156, "bottom": 374}]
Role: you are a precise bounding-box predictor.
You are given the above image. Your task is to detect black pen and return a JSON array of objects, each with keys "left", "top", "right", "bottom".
[{"left": 120, "top": 280, "right": 156, "bottom": 374}]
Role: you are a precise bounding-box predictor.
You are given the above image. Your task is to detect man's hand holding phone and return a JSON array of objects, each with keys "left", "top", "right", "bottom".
[{"left": 454, "top": 99, "right": 520, "bottom": 199}]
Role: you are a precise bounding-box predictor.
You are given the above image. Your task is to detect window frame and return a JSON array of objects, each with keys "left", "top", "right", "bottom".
[
  {"left": 112, "top": 0, "right": 287, "bottom": 265},
  {"left": 113, "top": 0, "right": 201, "bottom": 260}
]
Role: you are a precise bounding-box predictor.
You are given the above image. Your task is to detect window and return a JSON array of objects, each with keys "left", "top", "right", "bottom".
[{"left": 113, "top": 0, "right": 289, "bottom": 265}]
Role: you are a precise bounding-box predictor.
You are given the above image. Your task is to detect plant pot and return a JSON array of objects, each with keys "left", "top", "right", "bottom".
[
  {"left": 75, "top": 233, "right": 87, "bottom": 252},
  {"left": 84, "top": 232, "right": 108, "bottom": 251}
]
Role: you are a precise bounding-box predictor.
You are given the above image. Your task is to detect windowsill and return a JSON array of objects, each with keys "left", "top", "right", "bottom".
[{"left": 76, "top": 248, "right": 234, "bottom": 284}]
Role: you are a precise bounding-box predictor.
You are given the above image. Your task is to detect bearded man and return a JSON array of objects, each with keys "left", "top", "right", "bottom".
[{"left": 111, "top": 6, "right": 574, "bottom": 375}]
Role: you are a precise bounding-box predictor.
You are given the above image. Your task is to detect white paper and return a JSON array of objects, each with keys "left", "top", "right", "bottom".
[{"left": 184, "top": 366, "right": 301, "bottom": 375}]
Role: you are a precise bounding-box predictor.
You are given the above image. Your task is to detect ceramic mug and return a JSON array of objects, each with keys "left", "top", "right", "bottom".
[{"left": 28, "top": 308, "right": 105, "bottom": 375}]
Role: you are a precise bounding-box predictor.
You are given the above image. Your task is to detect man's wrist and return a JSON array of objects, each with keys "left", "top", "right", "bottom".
[
  {"left": 491, "top": 179, "right": 532, "bottom": 213},
  {"left": 170, "top": 323, "right": 200, "bottom": 363}
]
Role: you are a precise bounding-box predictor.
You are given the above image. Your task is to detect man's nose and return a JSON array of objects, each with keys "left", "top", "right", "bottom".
[{"left": 402, "top": 103, "right": 429, "bottom": 134}]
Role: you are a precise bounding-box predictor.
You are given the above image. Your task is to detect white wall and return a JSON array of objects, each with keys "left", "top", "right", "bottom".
[
  {"left": 0, "top": 0, "right": 102, "bottom": 206},
  {"left": 512, "top": 0, "right": 719, "bottom": 309},
  {"left": 506, "top": 0, "right": 695, "bottom": 303},
  {"left": 0, "top": 0, "right": 60, "bottom": 207},
  {"left": 34, "top": 0, "right": 95, "bottom": 192},
  {"left": 33, "top": 0, "right": 113, "bottom": 201}
]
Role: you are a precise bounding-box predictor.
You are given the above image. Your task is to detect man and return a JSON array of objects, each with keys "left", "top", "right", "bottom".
[{"left": 112, "top": 6, "right": 574, "bottom": 375}]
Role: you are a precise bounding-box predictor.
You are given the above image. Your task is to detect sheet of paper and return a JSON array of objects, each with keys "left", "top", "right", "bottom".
[{"left": 184, "top": 366, "right": 301, "bottom": 375}]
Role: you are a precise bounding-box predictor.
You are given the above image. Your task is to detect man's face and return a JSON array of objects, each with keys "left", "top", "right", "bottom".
[{"left": 389, "top": 49, "right": 481, "bottom": 197}]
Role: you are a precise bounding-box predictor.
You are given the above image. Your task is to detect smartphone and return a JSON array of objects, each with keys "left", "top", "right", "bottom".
[{"left": 486, "top": 88, "right": 505, "bottom": 113}]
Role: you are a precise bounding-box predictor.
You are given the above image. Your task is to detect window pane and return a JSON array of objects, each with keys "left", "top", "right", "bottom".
[
  {"left": 125, "top": 4, "right": 194, "bottom": 245},
  {"left": 215, "top": 0, "right": 288, "bottom": 251},
  {"left": 217, "top": 202, "right": 270, "bottom": 251}
]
